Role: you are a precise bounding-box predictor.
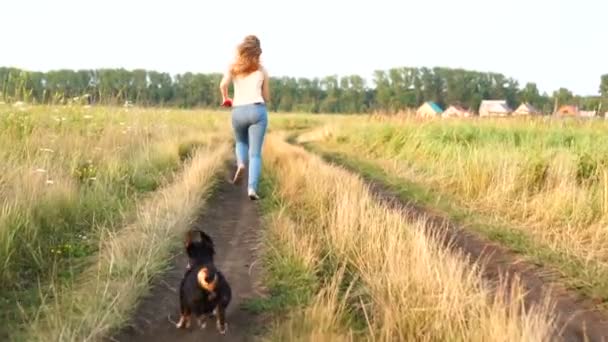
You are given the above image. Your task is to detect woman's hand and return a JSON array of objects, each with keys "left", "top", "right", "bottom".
[{"left": 219, "top": 70, "right": 232, "bottom": 106}]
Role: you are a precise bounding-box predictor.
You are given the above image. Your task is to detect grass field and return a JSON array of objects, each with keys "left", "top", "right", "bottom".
[
  {"left": 3, "top": 104, "right": 608, "bottom": 341},
  {"left": 301, "top": 115, "right": 608, "bottom": 305},
  {"left": 0, "top": 104, "right": 229, "bottom": 340},
  {"left": 256, "top": 133, "right": 554, "bottom": 340}
]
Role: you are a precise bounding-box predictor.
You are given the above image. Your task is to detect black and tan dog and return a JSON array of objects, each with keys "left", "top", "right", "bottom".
[{"left": 176, "top": 230, "right": 232, "bottom": 334}]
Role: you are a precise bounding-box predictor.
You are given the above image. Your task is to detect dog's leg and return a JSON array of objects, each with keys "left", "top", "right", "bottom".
[
  {"left": 216, "top": 305, "right": 227, "bottom": 335},
  {"left": 177, "top": 281, "right": 191, "bottom": 329},
  {"left": 176, "top": 313, "right": 191, "bottom": 329},
  {"left": 176, "top": 314, "right": 185, "bottom": 328},
  {"left": 198, "top": 316, "right": 207, "bottom": 329}
]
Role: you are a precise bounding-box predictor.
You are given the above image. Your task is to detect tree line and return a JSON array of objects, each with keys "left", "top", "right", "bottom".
[{"left": 1, "top": 66, "right": 606, "bottom": 114}]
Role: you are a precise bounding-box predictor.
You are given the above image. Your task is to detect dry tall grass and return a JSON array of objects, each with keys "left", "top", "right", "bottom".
[
  {"left": 23, "top": 142, "right": 230, "bottom": 341},
  {"left": 308, "top": 117, "right": 608, "bottom": 297},
  {"left": 0, "top": 105, "right": 230, "bottom": 339},
  {"left": 263, "top": 134, "right": 555, "bottom": 341},
  {"left": 260, "top": 211, "right": 356, "bottom": 342},
  {"left": 0, "top": 106, "right": 227, "bottom": 282}
]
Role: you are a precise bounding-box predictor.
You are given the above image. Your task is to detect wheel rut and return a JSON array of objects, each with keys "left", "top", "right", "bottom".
[{"left": 110, "top": 164, "right": 265, "bottom": 342}]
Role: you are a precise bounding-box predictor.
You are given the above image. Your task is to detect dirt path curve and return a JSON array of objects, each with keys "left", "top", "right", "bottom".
[
  {"left": 306, "top": 146, "right": 608, "bottom": 342},
  {"left": 110, "top": 164, "right": 265, "bottom": 342}
]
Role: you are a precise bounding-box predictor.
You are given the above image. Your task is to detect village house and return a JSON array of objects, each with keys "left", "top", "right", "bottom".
[
  {"left": 416, "top": 101, "right": 443, "bottom": 118},
  {"left": 479, "top": 100, "right": 512, "bottom": 117},
  {"left": 443, "top": 105, "right": 473, "bottom": 118},
  {"left": 513, "top": 103, "right": 541, "bottom": 116},
  {"left": 554, "top": 105, "right": 579, "bottom": 116},
  {"left": 579, "top": 110, "right": 597, "bottom": 117}
]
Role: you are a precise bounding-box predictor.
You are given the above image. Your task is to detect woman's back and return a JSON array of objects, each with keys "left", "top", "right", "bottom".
[{"left": 232, "top": 69, "right": 265, "bottom": 106}]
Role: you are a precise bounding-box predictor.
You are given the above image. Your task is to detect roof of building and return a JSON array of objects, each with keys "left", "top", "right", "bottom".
[
  {"left": 428, "top": 101, "right": 443, "bottom": 113},
  {"left": 557, "top": 105, "right": 579, "bottom": 113},
  {"left": 480, "top": 100, "right": 512, "bottom": 113},
  {"left": 515, "top": 103, "right": 540, "bottom": 113},
  {"left": 446, "top": 104, "right": 469, "bottom": 111}
]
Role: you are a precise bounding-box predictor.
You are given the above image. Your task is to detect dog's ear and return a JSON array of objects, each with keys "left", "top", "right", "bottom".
[
  {"left": 198, "top": 231, "right": 214, "bottom": 247},
  {"left": 198, "top": 231, "right": 215, "bottom": 255},
  {"left": 185, "top": 230, "right": 194, "bottom": 248}
]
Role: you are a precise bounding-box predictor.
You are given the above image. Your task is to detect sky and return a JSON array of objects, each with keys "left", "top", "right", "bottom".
[{"left": 1, "top": 0, "right": 606, "bottom": 96}]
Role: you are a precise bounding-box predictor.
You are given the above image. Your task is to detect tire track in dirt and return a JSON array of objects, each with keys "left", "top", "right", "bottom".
[
  {"left": 305, "top": 145, "right": 608, "bottom": 342},
  {"left": 109, "top": 163, "right": 265, "bottom": 342}
]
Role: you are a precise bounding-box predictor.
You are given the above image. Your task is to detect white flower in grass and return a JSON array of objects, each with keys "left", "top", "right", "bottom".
[
  {"left": 83, "top": 115, "right": 93, "bottom": 120},
  {"left": 46, "top": 179, "right": 54, "bottom": 185}
]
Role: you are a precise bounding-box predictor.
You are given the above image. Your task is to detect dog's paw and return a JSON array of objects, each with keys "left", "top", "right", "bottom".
[
  {"left": 176, "top": 316, "right": 191, "bottom": 329},
  {"left": 175, "top": 318, "right": 186, "bottom": 329},
  {"left": 217, "top": 321, "right": 227, "bottom": 335}
]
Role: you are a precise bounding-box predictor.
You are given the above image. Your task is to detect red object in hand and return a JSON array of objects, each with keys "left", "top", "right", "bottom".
[{"left": 222, "top": 98, "right": 233, "bottom": 107}]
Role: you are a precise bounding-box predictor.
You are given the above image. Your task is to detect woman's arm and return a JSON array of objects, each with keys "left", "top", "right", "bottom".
[
  {"left": 219, "top": 70, "right": 232, "bottom": 101},
  {"left": 262, "top": 68, "right": 270, "bottom": 103}
]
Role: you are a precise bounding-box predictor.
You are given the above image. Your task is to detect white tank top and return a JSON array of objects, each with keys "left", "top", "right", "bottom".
[{"left": 232, "top": 69, "right": 265, "bottom": 106}]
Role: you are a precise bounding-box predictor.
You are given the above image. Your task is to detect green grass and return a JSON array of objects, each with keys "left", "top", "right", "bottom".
[
  {"left": 242, "top": 172, "right": 317, "bottom": 317},
  {"left": 242, "top": 253, "right": 316, "bottom": 315},
  {"left": 0, "top": 148, "right": 182, "bottom": 339},
  {"left": 267, "top": 113, "right": 326, "bottom": 132}
]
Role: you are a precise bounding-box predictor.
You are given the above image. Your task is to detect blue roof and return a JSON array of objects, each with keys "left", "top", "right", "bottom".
[{"left": 427, "top": 101, "right": 443, "bottom": 113}]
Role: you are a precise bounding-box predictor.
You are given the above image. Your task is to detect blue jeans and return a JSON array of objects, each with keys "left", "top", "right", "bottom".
[{"left": 231, "top": 103, "right": 268, "bottom": 192}]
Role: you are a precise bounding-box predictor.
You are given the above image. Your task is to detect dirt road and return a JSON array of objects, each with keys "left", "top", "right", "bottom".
[{"left": 110, "top": 166, "right": 265, "bottom": 342}]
